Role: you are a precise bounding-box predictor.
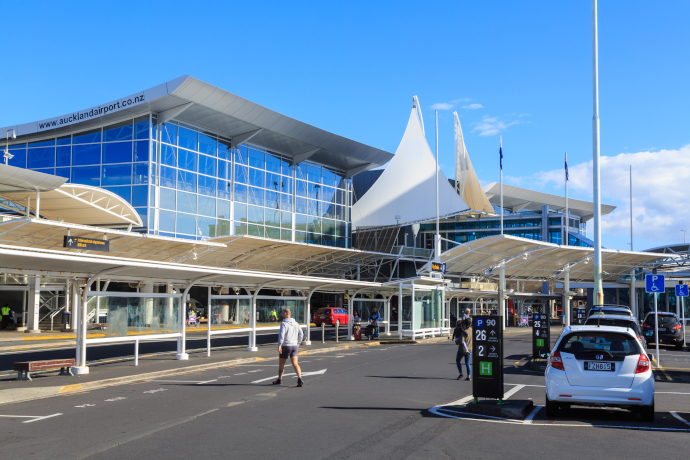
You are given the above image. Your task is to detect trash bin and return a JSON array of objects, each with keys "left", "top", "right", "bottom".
[{"left": 62, "top": 311, "right": 71, "bottom": 325}]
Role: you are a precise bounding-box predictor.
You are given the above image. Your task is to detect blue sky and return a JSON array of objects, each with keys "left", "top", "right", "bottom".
[{"left": 2, "top": 1, "right": 688, "bottom": 250}]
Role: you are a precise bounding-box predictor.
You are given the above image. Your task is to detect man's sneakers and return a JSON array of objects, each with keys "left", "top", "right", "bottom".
[
  {"left": 272, "top": 379, "right": 282, "bottom": 385},
  {"left": 457, "top": 374, "right": 464, "bottom": 380},
  {"left": 297, "top": 378, "right": 304, "bottom": 387}
]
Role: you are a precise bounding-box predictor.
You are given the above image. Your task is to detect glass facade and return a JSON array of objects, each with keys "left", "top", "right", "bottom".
[
  {"left": 6, "top": 114, "right": 352, "bottom": 248},
  {"left": 86, "top": 295, "right": 179, "bottom": 337}
]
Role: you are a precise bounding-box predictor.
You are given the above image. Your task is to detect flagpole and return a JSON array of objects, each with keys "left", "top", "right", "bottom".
[
  {"left": 435, "top": 110, "right": 440, "bottom": 263},
  {"left": 500, "top": 134, "right": 503, "bottom": 235},
  {"left": 565, "top": 152, "right": 569, "bottom": 246},
  {"left": 592, "top": 0, "right": 604, "bottom": 305}
]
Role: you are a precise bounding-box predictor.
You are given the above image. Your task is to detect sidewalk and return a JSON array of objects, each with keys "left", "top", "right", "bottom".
[{"left": 0, "top": 335, "right": 447, "bottom": 407}]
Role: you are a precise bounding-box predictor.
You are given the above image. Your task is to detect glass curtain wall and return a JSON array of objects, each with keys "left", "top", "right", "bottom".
[
  {"left": 8, "top": 116, "right": 153, "bottom": 226},
  {"left": 413, "top": 289, "right": 443, "bottom": 329},
  {"left": 256, "top": 298, "right": 306, "bottom": 327},
  {"left": 354, "top": 300, "right": 385, "bottom": 323},
  {"left": 86, "top": 295, "right": 179, "bottom": 337},
  {"left": 210, "top": 297, "right": 251, "bottom": 329}
]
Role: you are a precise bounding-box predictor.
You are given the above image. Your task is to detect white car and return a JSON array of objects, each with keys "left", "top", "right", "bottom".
[{"left": 545, "top": 325, "right": 655, "bottom": 421}]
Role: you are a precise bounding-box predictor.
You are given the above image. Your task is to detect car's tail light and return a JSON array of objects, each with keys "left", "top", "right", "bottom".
[
  {"left": 642, "top": 323, "right": 651, "bottom": 328},
  {"left": 637, "top": 335, "right": 643, "bottom": 342},
  {"left": 672, "top": 324, "right": 681, "bottom": 330},
  {"left": 550, "top": 351, "right": 564, "bottom": 370},
  {"left": 635, "top": 354, "right": 650, "bottom": 374}
]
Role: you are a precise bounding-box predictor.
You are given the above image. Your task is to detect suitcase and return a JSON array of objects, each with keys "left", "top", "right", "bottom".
[
  {"left": 365, "top": 324, "right": 376, "bottom": 338},
  {"left": 353, "top": 324, "right": 362, "bottom": 340}
]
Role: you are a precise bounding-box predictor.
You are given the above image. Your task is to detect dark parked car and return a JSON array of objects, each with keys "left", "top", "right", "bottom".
[
  {"left": 642, "top": 312, "right": 685, "bottom": 350},
  {"left": 588, "top": 305, "right": 633, "bottom": 317},
  {"left": 584, "top": 314, "right": 646, "bottom": 351}
]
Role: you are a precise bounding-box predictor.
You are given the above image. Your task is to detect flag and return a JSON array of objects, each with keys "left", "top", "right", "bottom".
[
  {"left": 499, "top": 145, "right": 503, "bottom": 171},
  {"left": 565, "top": 152, "right": 569, "bottom": 181}
]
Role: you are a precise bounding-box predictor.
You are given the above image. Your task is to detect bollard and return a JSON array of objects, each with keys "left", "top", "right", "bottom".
[
  {"left": 134, "top": 339, "right": 139, "bottom": 366},
  {"left": 322, "top": 323, "right": 325, "bottom": 344},
  {"left": 336, "top": 322, "right": 339, "bottom": 342}
]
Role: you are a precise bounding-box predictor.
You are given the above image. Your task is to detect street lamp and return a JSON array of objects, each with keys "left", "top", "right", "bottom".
[{"left": 4, "top": 129, "right": 17, "bottom": 164}]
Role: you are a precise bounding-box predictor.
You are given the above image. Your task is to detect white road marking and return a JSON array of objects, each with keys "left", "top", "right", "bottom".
[
  {"left": 670, "top": 411, "right": 690, "bottom": 427},
  {"left": 151, "top": 379, "right": 218, "bottom": 384},
  {"left": 503, "top": 385, "right": 525, "bottom": 399},
  {"left": 104, "top": 397, "right": 127, "bottom": 402},
  {"left": 523, "top": 406, "right": 543, "bottom": 424},
  {"left": 506, "top": 383, "right": 545, "bottom": 388},
  {"left": 251, "top": 369, "right": 327, "bottom": 383},
  {"left": 234, "top": 373, "right": 247, "bottom": 375},
  {"left": 247, "top": 370, "right": 263, "bottom": 373},
  {"left": 656, "top": 391, "right": 690, "bottom": 395},
  {"left": 23, "top": 413, "right": 62, "bottom": 424},
  {"left": 75, "top": 404, "right": 96, "bottom": 408},
  {"left": 446, "top": 395, "right": 474, "bottom": 406},
  {"left": 0, "top": 414, "right": 64, "bottom": 424},
  {"left": 143, "top": 388, "right": 168, "bottom": 394}
]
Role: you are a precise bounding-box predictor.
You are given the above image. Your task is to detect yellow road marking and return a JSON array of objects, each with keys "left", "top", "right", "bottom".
[
  {"left": 61, "top": 391, "right": 90, "bottom": 397},
  {"left": 59, "top": 384, "right": 83, "bottom": 393},
  {"left": 130, "top": 380, "right": 150, "bottom": 385},
  {"left": 255, "top": 357, "right": 265, "bottom": 361}
]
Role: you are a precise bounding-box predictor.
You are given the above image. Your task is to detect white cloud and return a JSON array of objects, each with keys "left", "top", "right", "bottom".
[
  {"left": 472, "top": 115, "right": 519, "bottom": 137},
  {"left": 507, "top": 145, "right": 690, "bottom": 246},
  {"left": 430, "top": 102, "right": 454, "bottom": 111},
  {"left": 452, "top": 98, "right": 471, "bottom": 103},
  {"left": 462, "top": 103, "right": 484, "bottom": 110}
]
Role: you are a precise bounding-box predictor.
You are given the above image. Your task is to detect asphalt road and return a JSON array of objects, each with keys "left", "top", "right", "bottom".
[{"left": 1, "top": 329, "right": 689, "bottom": 460}]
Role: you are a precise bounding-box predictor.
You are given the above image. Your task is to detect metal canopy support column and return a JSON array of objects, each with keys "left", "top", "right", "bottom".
[
  {"left": 27, "top": 276, "right": 41, "bottom": 333},
  {"left": 348, "top": 289, "right": 364, "bottom": 341},
  {"left": 385, "top": 295, "right": 391, "bottom": 336},
  {"left": 630, "top": 269, "right": 637, "bottom": 321},
  {"left": 304, "top": 284, "right": 336, "bottom": 346},
  {"left": 398, "top": 284, "right": 403, "bottom": 340},
  {"left": 563, "top": 266, "right": 571, "bottom": 327},
  {"left": 177, "top": 274, "right": 216, "bottom": 360}
]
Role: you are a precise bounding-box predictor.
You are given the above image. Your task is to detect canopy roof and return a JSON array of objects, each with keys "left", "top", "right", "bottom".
[
  {"left": 0, "top": 218, "right": 391, "bottom": 278},
  {"left": 0, "top": 182, "right": 142, "bottom": 227},
  {"left": 352, "top": 103, "right": 470, "bottom": 229},
  {"left": 0, "top": 163, "right": 67, "bottom": 193},
  {"left": 2, "top": 76, "right": 392, "bottom": 176},
  {"left": 482, "top": 183, "right": 616, "bottom": 220},
  {"left": 437, "top": 234, "right": 667, "bottom": 283}
]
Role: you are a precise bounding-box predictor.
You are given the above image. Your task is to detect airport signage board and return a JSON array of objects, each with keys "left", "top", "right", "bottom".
[
  {"left": 573, "top": 308, "right": 586, "bottom": 325},
  {"left": 676, "top": 284, "right": 688, "bottom": 297},
  {"left": 532, "top": 311, "right": 550, "bottom": 359},
  {"left": 645, "top": 274, "right": 664, "bottom": 293},
  {"left": 63, "top": 236, "right": 110, "bottom": 252},
  {"left": 472, "top": 315, "right": 503, "bottom": 399},
  {"left": 430, "top": 262, "right": 446, "bottom": 274}
]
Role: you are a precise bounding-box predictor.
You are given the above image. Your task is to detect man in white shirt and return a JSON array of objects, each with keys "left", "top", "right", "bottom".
[{"left": 273, "top": 309, "right": 304, "bottom": 387}]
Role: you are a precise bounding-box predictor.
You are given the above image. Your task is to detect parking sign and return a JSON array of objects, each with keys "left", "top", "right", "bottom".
[
  {"left": 645, "top": 274, "right": 665, "bottom": 293},
  {"left": 472, "top": 316, "right": 503, "bottom": 399},
  {"left": 676, "top": 284, "right": 689, "bottom": 297}
]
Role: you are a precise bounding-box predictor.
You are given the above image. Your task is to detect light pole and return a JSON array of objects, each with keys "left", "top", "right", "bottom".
[
  {"left": 4, "top": 129, "right": 17, "bottom": 164},
  {"left": 592, "top": 0, "right": 604, "bottom": 305}
]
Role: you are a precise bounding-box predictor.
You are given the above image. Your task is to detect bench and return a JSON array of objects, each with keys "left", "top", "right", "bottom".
[{"left": 14, "top": 359, "right": 75, "bottom": 381}]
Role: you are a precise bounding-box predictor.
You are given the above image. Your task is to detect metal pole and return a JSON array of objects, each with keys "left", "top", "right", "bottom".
[
  {"left": 564, "top": 266, "right": 571, "bottom": 327},
  {"left": 592, "top": 0, "right": 604, "bottom": 305},
  {"left": 435, "top": 110, "right": 441, "bottom": 262},
  {"left": 500, "top": 135, "right": 503, "bottom": 235},
  {"left": 322, "top": 323, "right": 325, "bottom": 343},
  {"left": 207, "top": 286, "right": 212, "bottom": 357},
  {"left": 630, "top": 165, "right": 633, "bottom": 250},
  {"left": 682, "top": 296, "right": 686, "bottom": 347},
  {"left": 134, "top": 339, "right": 139, "bottom": 366},
  {"left": 335, "top": 321, "right": 339, "bottom": 342},
  {"left": 630, "top": 269, "right": 637, "bottom": 322},
  {"left": 398, "top": 285, "right": 403, "bottom": 341},
  {"left": 654, "top": 293, "right": 660, "bottom": 367},
  {"left": 499, "top": 264, "right": 505, "bottom": 331}
]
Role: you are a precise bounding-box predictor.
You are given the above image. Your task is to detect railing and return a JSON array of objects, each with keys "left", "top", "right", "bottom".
[{"left": 49, "top": 306, "right": 66, "bottom": 331}]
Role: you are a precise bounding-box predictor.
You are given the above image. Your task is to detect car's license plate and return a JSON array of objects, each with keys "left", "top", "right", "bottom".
[
  {"left": 585, "top": 362, "right": 614, "bottom": 371},
  {"left": 658, "top": 328, "right": 666, "bottom": 332},
  {"left": 645, "top": 331, "right": 653, "bottom": 336},
  {"left": 319, "top": 316, "right": 324, "bottom": 319}
]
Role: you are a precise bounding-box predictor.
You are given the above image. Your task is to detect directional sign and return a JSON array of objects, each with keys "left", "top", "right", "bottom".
[
  {"left": 676, "top": 284, "right": 689, "bottom": 297},
  {"left": 430, "top": 262, "right": 446, "bottom": 274},
  {"left": 573, "top": 307, "right": 586, "bottom": 325},
  {"left": 645, "top": 274, "right": 665, "bottom": 293},
  {"left": 63, "top": 236, "right": 110, "bottom": 252},
  {"left": 472, "top": 316, "right": 503, "bottom": 399},
  {"left": 532, "top": 311, "right": 551, "bottom": 360}
]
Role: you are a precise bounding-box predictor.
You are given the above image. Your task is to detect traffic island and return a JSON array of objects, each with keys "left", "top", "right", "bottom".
[
  {"left": 530, "top": 358, "right": 548, "bottom": 371},
  {"left": 461, "top": 399, "right": 534, "bottom": 419}
]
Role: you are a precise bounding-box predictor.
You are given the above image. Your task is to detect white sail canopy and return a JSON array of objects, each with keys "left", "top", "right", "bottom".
[
  {"left": 352, "top": 104, "right": 470, "bottom": 229},
  {"left": 454, "top": 112, "right": 494, "bottom": 213}
]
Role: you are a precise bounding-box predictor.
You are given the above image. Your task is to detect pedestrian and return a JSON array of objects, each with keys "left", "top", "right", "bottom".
[
  {"left": 273, "top": 308, "right": 304, "bottom": 387},
  {"left": 461, "top": 308, "right": 471, "bottom": 323},
  {"left": 1, "top": 304, "right": 10, "bottom": 330},
  {"left": 369, "top": 306, "right": 380, "bottom": 339},
  {"left": 461, "top": 318, "right": 472, "bottom": 380},
  {"left": 452, "top": 320, "right": 467, "bottom": 379}
]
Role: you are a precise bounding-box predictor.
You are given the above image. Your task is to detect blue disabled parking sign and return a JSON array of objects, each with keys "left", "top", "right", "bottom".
[
  {"left": 645, "top": 274, "right": 665, "bottom": 293},
  {"left": 676, "top": 284, "right": 688, "bottom": 297}
]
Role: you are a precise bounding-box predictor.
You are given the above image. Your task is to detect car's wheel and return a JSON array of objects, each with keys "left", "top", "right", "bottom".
[
  {"left": 640, "top": 400, "right": 655, "bottom": 422},
  {"left": 545, "top": 393, "right": 558, "bottom": 418}
]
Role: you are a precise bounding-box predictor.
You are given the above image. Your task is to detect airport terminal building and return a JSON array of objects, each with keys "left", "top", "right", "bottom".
[{"left": 0, "top": 77, "right": 682, "bottom": 373}]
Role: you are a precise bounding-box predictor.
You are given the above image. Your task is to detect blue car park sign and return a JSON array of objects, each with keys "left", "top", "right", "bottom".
[
  {"left": 645, "top": 274, "right": 665, "bottom": 293},
  {"left": 676, "top": 284, "right": 688, "bottom": 297}
]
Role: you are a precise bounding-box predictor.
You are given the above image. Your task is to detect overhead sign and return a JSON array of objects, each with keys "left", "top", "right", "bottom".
[
  {"left": 63, "top": 236, "right": 110, "bottom": 252},
  {"left": 430, "top": 262, "right": 446, "bottom": 274},
  {"left": 645, "top": 274, "right": 665, "bottom": 293},
  {"left": 472, "top": 316, "right": 503, "bottom": 399},
  {"left": 676, "top": 284, "right": 689, "bottom": 297},
  {"left": 533, "top": 311, "right": 551, "bottom": 360}
]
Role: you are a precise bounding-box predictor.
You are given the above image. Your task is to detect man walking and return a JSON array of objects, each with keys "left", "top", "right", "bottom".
[
  {"left": 461, "top": 308, "right": 471, "bottom": 323},
  {"left": 273, "top": 309, "right": 304, "bottom": 387},
  {"left": 1, "top": 304, "right": 10, "bottom": 330}
]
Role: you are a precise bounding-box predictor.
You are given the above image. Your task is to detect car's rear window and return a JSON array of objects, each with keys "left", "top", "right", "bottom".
[
  {"left": 645, "top": 315, "right": 676, "bottom": 324},
  {"left": 589, "top": 308, "right": 632, "bottom": 316},
  {"left": 315, "top": 308, "right": 331, "bottom": 314},
  {"left": 558, "top": 331, "right": 641, "bottom": 356},
  {"left": 584, "top": 318, "right": 636, "bottom": 329}
]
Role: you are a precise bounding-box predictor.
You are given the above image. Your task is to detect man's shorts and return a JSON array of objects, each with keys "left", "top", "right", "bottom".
[{"left": 279, "top": 345, "right": 299, "bottom": 359}]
